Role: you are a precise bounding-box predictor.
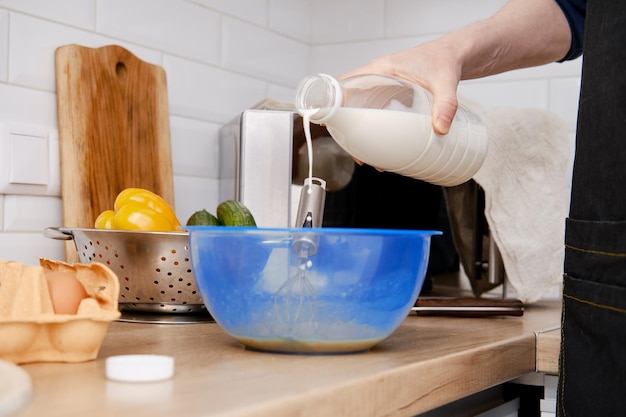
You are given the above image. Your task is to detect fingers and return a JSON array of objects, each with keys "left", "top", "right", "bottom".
[
  {"left": 424, "top": 65, "right": 461, "bottom": 135},
  {"left": 352, "top": 156, "right": 384, "bottom": 172},
  {"left": 431, "top": 94, "right": 459, "bottom": 135}
]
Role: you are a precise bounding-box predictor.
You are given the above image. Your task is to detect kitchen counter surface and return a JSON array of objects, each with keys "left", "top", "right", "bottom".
[
  {"left": 18, "top": 300, "right": 561, "bottom": 417},
  {"left": 536, "top": 327, "right": 561, "bottom": 375}
]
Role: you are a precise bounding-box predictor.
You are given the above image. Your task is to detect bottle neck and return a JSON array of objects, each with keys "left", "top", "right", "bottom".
[{"left": 295, "top": 74, "right": 342, "bottom": 124}]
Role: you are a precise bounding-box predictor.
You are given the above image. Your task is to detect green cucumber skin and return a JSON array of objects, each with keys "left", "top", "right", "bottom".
[
  {"left": 216, "top": 200, "right": 257, "bottom": 227},
  {"left": 186, "top": 209, "right": 220, "bottom": 226}
]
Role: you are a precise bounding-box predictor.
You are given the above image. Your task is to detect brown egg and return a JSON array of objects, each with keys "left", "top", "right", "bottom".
[{"left": 45, "top": 270, "right": 89, "bottom": 314}]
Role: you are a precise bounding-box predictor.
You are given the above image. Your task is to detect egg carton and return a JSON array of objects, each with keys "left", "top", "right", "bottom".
[{"left": 0, "top": 258, "right": 121, "bottom": 364}]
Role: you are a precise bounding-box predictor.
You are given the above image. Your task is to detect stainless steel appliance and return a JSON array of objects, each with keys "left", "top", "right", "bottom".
[
  {"left": 219, "top": 108, "right": 354, "bottom": 228},
  {"left": 219, "top": 109, "right": 296, "bottom": 227}
]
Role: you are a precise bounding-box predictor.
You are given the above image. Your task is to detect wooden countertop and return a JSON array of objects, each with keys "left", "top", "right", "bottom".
[
  {"left": 17, "top": 299, "right": 561, "bottom": 417},
  {"left": 536, "top": 327, "right": 560, "bottom": 375}
]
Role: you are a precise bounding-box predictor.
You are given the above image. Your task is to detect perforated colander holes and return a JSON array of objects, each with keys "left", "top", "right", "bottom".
[
  {"left": 96, "top": 245, "right": 118, "bottom": 267},
  {"left": 185, "top": 270, "right": 198, "bottom": 296},
  {"left": 152, "top": 249, "right": 197, "bottom": 302},
  {"left": 121, "top": 275, "right": 144, "bottom": 302},
  {"left": 180, "top": 253, "right": 198, "bottom": 297},
  {"left": 154, "top": 254, "right": 178, "bottom": 301},
  {"left": 120, "top": 276, "right": 132, "bottom": 300},
  {"left": 81, "top": 239, "right": 97, "bottom": 262}
]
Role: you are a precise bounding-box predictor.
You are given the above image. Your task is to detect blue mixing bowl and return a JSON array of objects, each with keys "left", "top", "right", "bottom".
[{"left": 187, "top": 226, "right": 440, "bottom": 354}]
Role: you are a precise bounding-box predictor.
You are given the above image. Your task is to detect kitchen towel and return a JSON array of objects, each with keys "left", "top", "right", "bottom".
[{"left": 466, "top": 102, "right": 572, "bottom": 303}]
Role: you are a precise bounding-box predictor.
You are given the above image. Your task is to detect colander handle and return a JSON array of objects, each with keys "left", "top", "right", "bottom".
[{"left": 43, "top": 227, "right": 74, "bottom": 241}]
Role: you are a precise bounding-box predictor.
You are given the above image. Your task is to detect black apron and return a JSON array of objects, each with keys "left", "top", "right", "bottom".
[{"left": 559, "top": 0, "right": 626, "bottom": 415}]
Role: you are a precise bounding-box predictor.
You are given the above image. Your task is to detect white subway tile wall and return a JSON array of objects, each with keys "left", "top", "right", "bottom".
[
  {"left": 0, "top": 0, "right": 95, "bottom": 29},
  {"left": 191, "top": 0, "right": 269, "bottom": 27},
  {"left": 311, "top": 35, "right": 438, "bottom": 75},
  {"left": 96, "top": 0, "right": 221, "bottom": 65},
  {"left": 385, "top": 0, "right": 506, "bottom": 37},
  {"left": 4, "top": 194, "right": 62, "bottom": 232},
  {"left": 268, "top": 0, "right": 312, "bottom": 43},
  {"left": 311, "top": 0, "right": 385, "bottom": 43},
  {"left": 0, "top": 10, "right": 7, "bottom": 82},
  {"left": 0, "top": 0, "right": 581, "bottom": 276},
  {"left": 0, "top": 83, "right": 57, "bottom": 128},
  {"left": 163, "top": 54, "right": 268, "bottom": 123},
  {"left": 221, "top": 17, "right": 309, "bottom": 85}
]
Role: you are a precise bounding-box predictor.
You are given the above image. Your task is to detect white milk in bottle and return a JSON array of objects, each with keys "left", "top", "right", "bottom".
[{"left": 295, "top": 74, "right": 488, "bottom": 187}]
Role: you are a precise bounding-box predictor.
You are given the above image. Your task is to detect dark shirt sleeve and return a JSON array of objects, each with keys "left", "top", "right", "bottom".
[{"left": 554, "top": 0, "right": 586, "bottom": 61}]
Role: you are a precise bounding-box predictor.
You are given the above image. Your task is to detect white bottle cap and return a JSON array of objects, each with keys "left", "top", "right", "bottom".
[
  {"left": 105, "top": 355, "right": 175, "bottom": 383},
  {"left": 0, "top": 360, "right": 33, "bottom": 416}
]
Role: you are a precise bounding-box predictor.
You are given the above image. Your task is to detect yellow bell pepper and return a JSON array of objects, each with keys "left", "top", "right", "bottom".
[
  {"left": 94, "top": 188, "right": 182, "bottom": 232},
  {"left": 94, "top": 209, "right": 115, "bottom": 229}
]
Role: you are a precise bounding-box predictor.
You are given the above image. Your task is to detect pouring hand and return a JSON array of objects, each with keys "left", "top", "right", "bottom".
[
  {"left": 337, "top": 0, "right": 572, "bottom": 137},
  {"left": 338, "top": 40, "right": 461, "bottom": 136}
]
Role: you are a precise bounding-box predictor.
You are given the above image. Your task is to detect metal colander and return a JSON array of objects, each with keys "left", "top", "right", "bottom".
[{"left": 44, "top": 227, "right": 206, "bottom": 314}]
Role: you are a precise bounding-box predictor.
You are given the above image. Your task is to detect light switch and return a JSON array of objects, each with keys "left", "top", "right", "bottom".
[
  {"left": 0, "top": 122, "right": 59, "bottom": 196},
  {"left": 9, "top": 132, "right": 48, "bottom": 185}
]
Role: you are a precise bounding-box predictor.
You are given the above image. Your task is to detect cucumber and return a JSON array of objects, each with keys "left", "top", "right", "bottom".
[
  {"left": 217, "top": 200, "right": 257, "bottom": 227},
  {"left": 186, "top": 209, "right": 220, "bottom": 226}
]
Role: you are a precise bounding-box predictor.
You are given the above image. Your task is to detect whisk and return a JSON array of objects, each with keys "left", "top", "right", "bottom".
[{"left": 273, "top": 177, "right": 326, "bottom": 332}]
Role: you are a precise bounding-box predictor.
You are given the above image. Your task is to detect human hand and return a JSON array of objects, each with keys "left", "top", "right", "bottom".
[{"left": 338, "top": 40, "right": 463, "bottom": 136}]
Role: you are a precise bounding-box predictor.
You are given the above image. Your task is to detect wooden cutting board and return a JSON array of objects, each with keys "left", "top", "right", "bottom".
[{"left": 55, "top": 44, "right": 175, "bottom": 261}]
